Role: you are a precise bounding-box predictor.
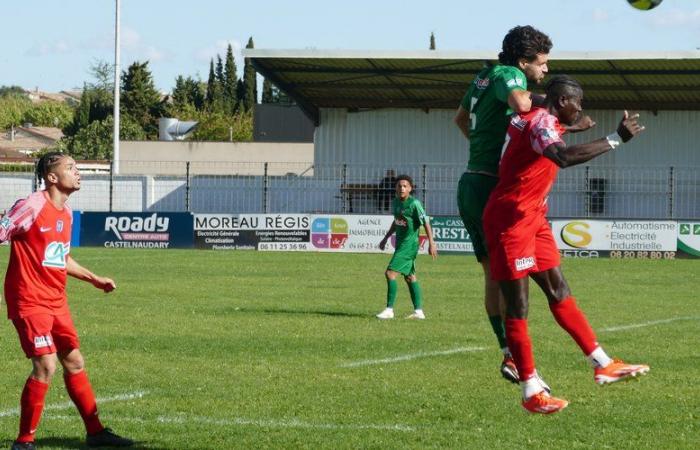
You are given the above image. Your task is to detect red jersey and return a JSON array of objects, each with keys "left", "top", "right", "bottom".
[
  {"left": 484, "top": 107, "right": 566, "bottom": 228},
  {"left": 1, "top": 191, "right": 72, "bottom": 319}
]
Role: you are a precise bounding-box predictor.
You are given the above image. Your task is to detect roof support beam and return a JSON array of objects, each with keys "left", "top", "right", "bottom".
[{"left": 250, "top": 61, "right": 320, "bottom": 126}]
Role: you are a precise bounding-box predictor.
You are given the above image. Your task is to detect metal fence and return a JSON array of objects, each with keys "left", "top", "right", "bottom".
[{"left": 1, "top": 161, "right": 698, "bottom": 219}]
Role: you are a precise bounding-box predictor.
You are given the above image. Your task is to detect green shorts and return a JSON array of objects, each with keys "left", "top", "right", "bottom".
[
  {"left": 387, "top": 249, "right": 417, "bottom": 276},
  {"left": 457, "top": 172, "right": 499, "bottom": 262}
]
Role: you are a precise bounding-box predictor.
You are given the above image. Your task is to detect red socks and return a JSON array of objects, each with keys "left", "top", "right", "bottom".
[
  {"left": 17, "top": 377, "right": 49, "bottom": 443},
  {"left": 549, "top": 296, "right": 598, "bottom": 355},
  {"left": 505, "top": 318, "right": 535, "bottom": 381},
  {"left": 64, "top": 370, "right": 104, "bottom": 435}
]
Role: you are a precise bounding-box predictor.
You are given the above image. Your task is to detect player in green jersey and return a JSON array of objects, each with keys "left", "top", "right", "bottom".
[
  {"left": 376, "top": 175, "right": 437, "bottom": 320},
  {"left": 454, "top": 25, "right": 553, "bottom": 383}
]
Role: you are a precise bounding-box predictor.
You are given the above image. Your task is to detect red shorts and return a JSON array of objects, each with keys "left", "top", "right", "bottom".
[
  {"left": 485, "top": 215, "right": 560, "bottom": 281},
  {"left": 12, "top": 313, "right": 80, "bottom": 358}
]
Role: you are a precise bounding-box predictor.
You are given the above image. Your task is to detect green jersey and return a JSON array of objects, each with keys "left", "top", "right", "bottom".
[
  {"left": 392, "top": 196, "right": 427, "bottom": 257},
  {"left": 460, "top": 64, "right": 527, "bottom": 173}
]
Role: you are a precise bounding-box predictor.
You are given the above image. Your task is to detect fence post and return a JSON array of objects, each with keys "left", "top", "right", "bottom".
[
  {"left": 32, "top": 159, "right": 39, "bottom": 192},
  {"left": 263, "top": 162, "right": 269, "bottom": 213},
  {"left": 668, "top": 166, "right": 674, "bottom": 219},
  {"left": 109, "top": 160, "right": 114, "bottom": 212},
  {"left": 574, "top": 166, "right": 593, "bottom": 219},
  {"left": 185, "top": 161, "right": 191, "bottom": 212},
  {"left": 421, "top": 164, "right": 427, "bottom": 208},
  {"left": 342, "top": 163, "right": 347, "bottom": 213}
]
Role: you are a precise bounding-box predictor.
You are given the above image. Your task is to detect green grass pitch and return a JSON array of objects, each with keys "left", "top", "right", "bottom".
[{"left": 0, "top": 248, "right": 698, "bottom": 449}]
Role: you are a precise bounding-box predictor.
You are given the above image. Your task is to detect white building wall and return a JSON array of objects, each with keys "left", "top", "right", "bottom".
[{"left": 315, "top": 108, "right": 700, "bottom": 168}]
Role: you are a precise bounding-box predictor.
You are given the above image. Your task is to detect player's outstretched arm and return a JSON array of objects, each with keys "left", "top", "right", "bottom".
[
  {"left": 66, "top": 257, "right": 116, "bottom": 293},
  {"left": 563, "top": 114, "right": 596, "bottom": 133},
  {"left": 423, "top": 220, "right": 438, "bottom": 260},
  {"left": 544, "top": 111, "right": 644, "bottom": 168}
]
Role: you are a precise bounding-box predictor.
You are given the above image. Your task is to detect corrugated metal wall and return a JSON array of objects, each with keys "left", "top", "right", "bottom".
[{"left": 315, "top": 108, "right": 700, "bottom": 169}]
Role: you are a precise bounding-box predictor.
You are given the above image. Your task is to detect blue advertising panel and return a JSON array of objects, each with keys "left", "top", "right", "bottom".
[
  {"left": 80, "top": 212, "right": 194, "bottom": 249},
  {"left": 71, "top": 210, "right": 81, "bottom": 247}
]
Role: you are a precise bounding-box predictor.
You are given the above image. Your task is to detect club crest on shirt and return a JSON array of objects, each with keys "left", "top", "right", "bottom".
[
  {"left": 394, "top": 217, "right": 408, "bottom": 227},
  {"left": 42, "top": 241, "right": 70, "bottom": 268},
  {"left": 56, "top": 220, "right": 64, "bottom": 233},
  {"left": 0, "top": 216, "right": 9, "bottom": 229}
]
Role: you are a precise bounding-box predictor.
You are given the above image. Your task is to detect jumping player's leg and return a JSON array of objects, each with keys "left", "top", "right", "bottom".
[
  {"left": 457, "top": 173, "right": 512, "bottom": 377},
  {"left": 530, "top": 267, "right": 649, "bottom": 384},
  {"left": 530, "top": 223, "right": 648, "bottom": 384},
  {"left": 500, "top": 277, "right": 568, "bottom": 414}
]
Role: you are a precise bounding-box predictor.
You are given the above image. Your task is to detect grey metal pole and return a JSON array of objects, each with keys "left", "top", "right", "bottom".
[{"left": 113, "top": 0, "right": 121, "bottom": 174}]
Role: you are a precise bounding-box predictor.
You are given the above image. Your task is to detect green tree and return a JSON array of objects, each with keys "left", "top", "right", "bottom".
[
  {"left": 64, "top": 61, "right": 117, "bottom": 137},
  {"left": 23, "top": 100, "right": 74, "bottom": 128},
  {"left": 430, "top": 32, "right": 436, "bottom": 50},
  {"left": 87, "top": 60, "right": 115, "bottom": 91},
  {"left": 223, "top": 44, "right": 238, "bottom": 114},
  {"left": 215, "top": 55, "right": 225, "bottom": 86},
  {"left": 0, "top": 85, "right": 26, "bottom": 97},
  {"left": 59, "top": 114, "right": 145, "bottom": 160},
  {"left": 261, "top": 78, "right": 274, "bottom": 103},
  {"left": 0, "top": 94, "right": 31, "bottom": 129},
  {"left": 191, "top": 110, "right": 252, "bottom": 142},
  {"left": 206, "top": 58, "right": 225, "bottom": 112},
  {"left": 242, "top": 37, "right": 257, "bottom": 111},
  {"left": 121, "top": 61, "right": 164, "bottom": 138},
  {"left": 169, "top": 76, "right": 205, "bottom": 116}
]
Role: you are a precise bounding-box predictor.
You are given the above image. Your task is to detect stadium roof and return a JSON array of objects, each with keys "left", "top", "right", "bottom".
[{"left": 246, "top": 49, "right": 700, "bottom": 125}]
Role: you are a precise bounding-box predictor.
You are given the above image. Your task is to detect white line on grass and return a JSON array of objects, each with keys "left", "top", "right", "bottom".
[
  {"left": 340, "top": 346, "right": 486, "bottom": 368},
  {"left": 600, "top": 316, "right": 700, "bottom": 332},
  {"left": 0, "top": 391, "right": 147, "bottom": 418},
  {"left": 43, "top": 413, "right": 415, "bottom": 432}
]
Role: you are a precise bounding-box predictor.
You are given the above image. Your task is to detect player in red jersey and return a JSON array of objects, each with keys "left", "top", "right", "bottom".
[
  {"left": 483, "top": 76, "right": 649, "bottom": 414},
  {"left": 0, "top": 153, "right": 133, "bottom": 449}
]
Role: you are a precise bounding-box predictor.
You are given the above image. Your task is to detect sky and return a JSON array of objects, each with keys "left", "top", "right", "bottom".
[{"left": 2, "top": 0, "right": 699, "bottom": 94}]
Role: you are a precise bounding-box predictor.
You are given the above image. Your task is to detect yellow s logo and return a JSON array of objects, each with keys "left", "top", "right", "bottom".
[{"left": 560, "top": 222, "right": 592, "bottom": 248}]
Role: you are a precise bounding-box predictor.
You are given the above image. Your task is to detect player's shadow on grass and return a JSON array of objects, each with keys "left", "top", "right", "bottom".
[
  {"left": 235, "top": 306, "right": 369, "bottom": 318},
  {"left": 14, "top": 437, "right": 171, "bottom": 450}
]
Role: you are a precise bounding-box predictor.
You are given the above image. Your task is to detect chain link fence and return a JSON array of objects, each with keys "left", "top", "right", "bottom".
[{"left": 1, "top": 160, "right": 698, "bottom": 219}]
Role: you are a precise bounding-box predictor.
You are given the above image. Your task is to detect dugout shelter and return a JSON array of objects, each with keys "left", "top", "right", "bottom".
[{"left": 247, "top": 50, "right": 700, "bottom": 219}]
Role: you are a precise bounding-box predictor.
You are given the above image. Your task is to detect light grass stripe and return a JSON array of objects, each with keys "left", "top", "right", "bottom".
[
  {"left": 0, "top": 391, "right": 147, "bottom": 418},
  {"left": 45, "top": 413, "right": 416, "bottom": 432},
  {"left": 601, "top": 316, "right": 700, "bottom": 332},
  {"left": 340, "top": 346, "right": 486, "bottom": 368}
]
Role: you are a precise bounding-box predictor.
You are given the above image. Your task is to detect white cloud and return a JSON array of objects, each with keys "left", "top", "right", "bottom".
[
  {"left": 194, "top": 39, "right": 244, "bottom": 71},
  {"left": 651, "top": 8, "right": 700, "bottom": 27},
  {"left": 25, "top": 39, "right": 72, "bottom": 56},
  {"left": 592, "top": 8, "right": 609, "bottom": 22},
  {"left": 120, "top": 26, "right": 170, "bottom": 63}
]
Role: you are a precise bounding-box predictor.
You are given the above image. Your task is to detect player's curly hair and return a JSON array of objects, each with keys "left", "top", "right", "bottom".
[
  {"left": 395, "top": 174, "right": 414, "bottom": 189},
  {"left": 545, "top": 75, "right": 583, "bottom": 104},
  {"left": 35, "top": 152, "right": 66, "bottom": 186},
  {"left": 498, "top": 25, "right": 552, "bottom": 66}
]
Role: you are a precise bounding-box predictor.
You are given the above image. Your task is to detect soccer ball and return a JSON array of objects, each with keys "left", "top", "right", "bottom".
[{"left": 627, "top": 0, "right": 663, "bottom": 10}]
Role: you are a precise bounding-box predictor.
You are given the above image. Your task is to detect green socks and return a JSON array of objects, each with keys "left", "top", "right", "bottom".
[
  {"left": 386, "top": 278, "right": 398, "bottom": 308},
  {"left": 488, "top": 315, "right": 508, "bottom": 350},
  {"left": 408, "top": 280, "right": 423, "bottom": 310}
]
